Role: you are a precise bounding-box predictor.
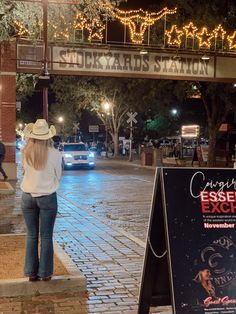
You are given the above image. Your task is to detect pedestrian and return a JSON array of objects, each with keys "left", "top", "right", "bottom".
[
  {"left": 0, "top": 140, "right": 8, "bottom": 180},
  {"left": 20, "top": 119, "right": 62, "bottom": 282}
]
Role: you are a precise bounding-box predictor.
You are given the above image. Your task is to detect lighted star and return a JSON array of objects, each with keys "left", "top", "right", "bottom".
[
  {"left": 212, "top": 24, "right": 226, "bottom": 40},
  {"left": 74, "top": 12, "right": 87, "bottom": 30},
  {"left": 227, "top": 31, "right": 236, "bottom": 49},
  {"left": 183, "top": 22, "right": 198, "bottom": 39},
  {"left": 196, "top": 27, "right": 213, "bottom": 48},
  {"left": 86, "top": 20, "right": 105, "bottom": 41},
  {"left": 166, "top": 25, "right": 183, "bottom": 46}
]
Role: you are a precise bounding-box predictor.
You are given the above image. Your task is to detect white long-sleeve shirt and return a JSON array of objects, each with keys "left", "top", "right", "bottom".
[{"left": 21, "top": 148, "right": 62, "bottom": 197}]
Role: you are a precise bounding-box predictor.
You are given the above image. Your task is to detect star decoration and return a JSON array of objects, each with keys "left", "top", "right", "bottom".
[
  {"left": 166, "top": 25, "right": 183, "bottom": 46},
  {"left": 74, "top": 12, "right": 87, "bottom": 30},
  {"left": 196, "top": 27, "right": 213, "bottom": 48},
  {"left": 183, "top": 22, "right": 198, "bottom": 39},
  {"left": 212, "top": 24, "right": 226, "bottom": 40},
  {"left": 227, "top": 31, "right": 236, "bottom": 49},
  {"left": 86, "top": 20, "right": 105, "bottom": 41}
]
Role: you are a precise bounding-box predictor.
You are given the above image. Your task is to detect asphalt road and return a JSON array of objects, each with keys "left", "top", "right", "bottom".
[{"left": 58, "top": 158, "right": 156, "bottom": 242}]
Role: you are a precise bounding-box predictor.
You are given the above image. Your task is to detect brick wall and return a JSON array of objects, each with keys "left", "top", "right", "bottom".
[{"left": 0, "top": 41, "right": 16, "bottom": 163}]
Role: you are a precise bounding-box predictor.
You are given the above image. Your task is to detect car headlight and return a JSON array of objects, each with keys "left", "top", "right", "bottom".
[
  {"left": 89, "top": 152, "right": 95, "bottom": 158},
  {"left": 65, "top": 153, "right": 72, "bottom": 158}
]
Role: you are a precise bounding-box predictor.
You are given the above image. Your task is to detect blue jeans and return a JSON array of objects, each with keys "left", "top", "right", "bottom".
[
  {"left": 21, "top": 192, "right": 58, "bottom": 278},
  {"left": 0, "top": 155, "right": 7, "bottom": 178}
]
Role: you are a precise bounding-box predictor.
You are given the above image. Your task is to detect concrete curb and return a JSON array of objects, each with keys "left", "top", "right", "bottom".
[
  {"left": 0, "top": 234, "right": 86, "bottom": 297},
  {"left": 0, "top": 181, "right": 14, "bottom": 195}
]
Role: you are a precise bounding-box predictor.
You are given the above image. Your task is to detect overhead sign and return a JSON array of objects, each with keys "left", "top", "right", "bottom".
[
  {"left": 52, "top": 47, "right": 214, "bottom": 79},
  {"left": 139, "top": 168, "right": 236, "bottom": 314},
  {"left": 17, "top": 44, "right": 236, "bottom": 82},
  {"left": 127, "top": 112, "right": 138, "bottom": 124},
  {"left": 89, "top": 125, "right": 99, "bottom": 133},
  {"left": 17, "top": 44, "right": 51, "bottom": 69}
]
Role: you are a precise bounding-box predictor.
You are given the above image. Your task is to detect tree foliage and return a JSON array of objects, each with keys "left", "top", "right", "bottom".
[
  {"left": 196, "top": 82, "right": 236, "bottom": 166},
  {"left": 16, "top": 73, "right": 36, "bottom": 103},
  {"left": 0, "top": 0, "right": 126, "bottom": 42}
]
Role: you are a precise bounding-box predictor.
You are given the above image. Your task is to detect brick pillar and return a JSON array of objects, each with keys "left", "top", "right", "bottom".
[{"left": 0, "top": 41, "right": 17, "bottom": 180}]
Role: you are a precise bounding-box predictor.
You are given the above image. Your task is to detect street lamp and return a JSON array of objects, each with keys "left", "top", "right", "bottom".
[
  {"left": 58, "top": 116, "right": 64, "bottom": 140},
  {"left": 171, "top": 108, "right": 178, "bottom": 116},
  {"left": 58, "top": 116, "right": 64, "bottom": 123},
  {"left": 102, "top": 101, "right": 111, "bottom": 157}
]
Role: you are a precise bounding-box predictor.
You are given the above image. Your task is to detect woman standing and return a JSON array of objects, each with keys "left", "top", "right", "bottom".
[{"left": 21, "top": 119, "right": 62, "bottom": 281}]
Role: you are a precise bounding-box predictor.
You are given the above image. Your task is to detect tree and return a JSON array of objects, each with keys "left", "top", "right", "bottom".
[
  {"left": 0, "top": 0, "right": 16, "bottom": 40},
  {"left": 52, "top": 76, "right": 138, "bottom": 156},
  {"left": 196, "top": 82, "right": 236, "bottom": 166},
  {"left": 0, "top": 0, "right": 126, "bottom": 42},
  {"left": 51, "top": 76, "right": 189, "bottom": 155}
]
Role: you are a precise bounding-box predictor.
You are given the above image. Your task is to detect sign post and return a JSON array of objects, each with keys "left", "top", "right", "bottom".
[
  {"left": 126, "top": 111, "right": 137, "bottom": 161},
  {"left": 72, "top": 122, "right": 80, "bottom": 142},
  {"left": 89, "top": 125, "right": 99, "bottom": 143},
  {"left": 139, "top": 168, "right": 236, "bottom": 314}
]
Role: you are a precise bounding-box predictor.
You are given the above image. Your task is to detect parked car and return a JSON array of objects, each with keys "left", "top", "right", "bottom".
[{"left": 62, "top": 142, "right": 95, "bottom": 169}]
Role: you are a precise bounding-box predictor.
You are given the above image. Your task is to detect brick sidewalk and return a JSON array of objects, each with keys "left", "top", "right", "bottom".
[{"left": 0, "top": 161, "right": 172, "bottom": 314}]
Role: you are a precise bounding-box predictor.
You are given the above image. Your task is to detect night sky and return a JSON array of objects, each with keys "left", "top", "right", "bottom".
[{"left": 120, "top": 0, "right": 161, "bottom": 10}]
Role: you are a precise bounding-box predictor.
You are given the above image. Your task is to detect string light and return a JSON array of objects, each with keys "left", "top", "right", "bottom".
[
  {"left": 13, "top": 5, "right": 235, "bottom": 53},
  {"left": 14, "top": 20, "right": 29, "bottom": 37},
  {"left": 227, "top": 31, "right": 236, "bottom": 49},
  {"left": 183, "top": 22, "right": 198, "bottom": 39},
  {"left": 113, "top": 7, "right": 177, "bottom": 44},
  {"left": 196, "top": 27, "right": 213, "bottom": 48},
  {"left": 74, "top": 12, "right": 87, "bottom": 30},
  {"left": 166, "top": 25, "right": 183, "bottom": 46},
  {"left": 85, "top": 20, "right": 105, "bottom": 41},
  {"left": 50, "top": 15, "right": 71, "bottom": 40},
  {"left": 212, "top": 24, "right": 226, "bottom": 40}
]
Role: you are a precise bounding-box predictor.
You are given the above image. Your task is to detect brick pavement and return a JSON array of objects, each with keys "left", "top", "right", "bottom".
[{"left": 0, "top": 160, "right": 172, "bottom": 314}]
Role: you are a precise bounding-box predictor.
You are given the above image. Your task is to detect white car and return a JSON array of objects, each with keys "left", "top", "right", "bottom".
[{"left": 62, "top": 142, "right": 95, "bottom": 169}]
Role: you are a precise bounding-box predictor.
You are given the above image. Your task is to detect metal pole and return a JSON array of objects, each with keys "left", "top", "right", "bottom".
[
  {"left": 42, "top": 0, "right": 49, "bottom": 121},
  {"left": 129, "top": 119, "right": 133, "bottom": 162},
  {"left": 105, "top": 116, "right": 108, "bottom": 158}
]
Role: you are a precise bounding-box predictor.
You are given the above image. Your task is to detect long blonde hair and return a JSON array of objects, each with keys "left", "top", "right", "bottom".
[{"left": 23, "top": 138, "right": 52, "bottom": 170}]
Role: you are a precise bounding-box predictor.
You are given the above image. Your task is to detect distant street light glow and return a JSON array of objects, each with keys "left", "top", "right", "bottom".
[
  {"left": 58, "top": 116, "right": 64, "bottom": 123},
  {"left": 171, "top": 109, "right": 178, "bottom": 116},
  {"left": 103, "top": 102, "right": 111, "bottom": 112}
]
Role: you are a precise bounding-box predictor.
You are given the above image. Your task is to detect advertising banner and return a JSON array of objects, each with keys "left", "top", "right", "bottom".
[{"left": 162, "top": 168, "right": 236, "bottom": 314}]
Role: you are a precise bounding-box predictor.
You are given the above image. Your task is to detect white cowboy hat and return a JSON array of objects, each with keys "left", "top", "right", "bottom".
[{"left": 24, "top": 119, "right": 56, "bottom": 140}]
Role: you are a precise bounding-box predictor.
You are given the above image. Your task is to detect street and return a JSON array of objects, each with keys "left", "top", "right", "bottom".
[
  {"left": 0, "top": 155, "right": 173, "bottom": 313},
  {"left": 59, "top": 159, "right": 155, "bottom": 241}
]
